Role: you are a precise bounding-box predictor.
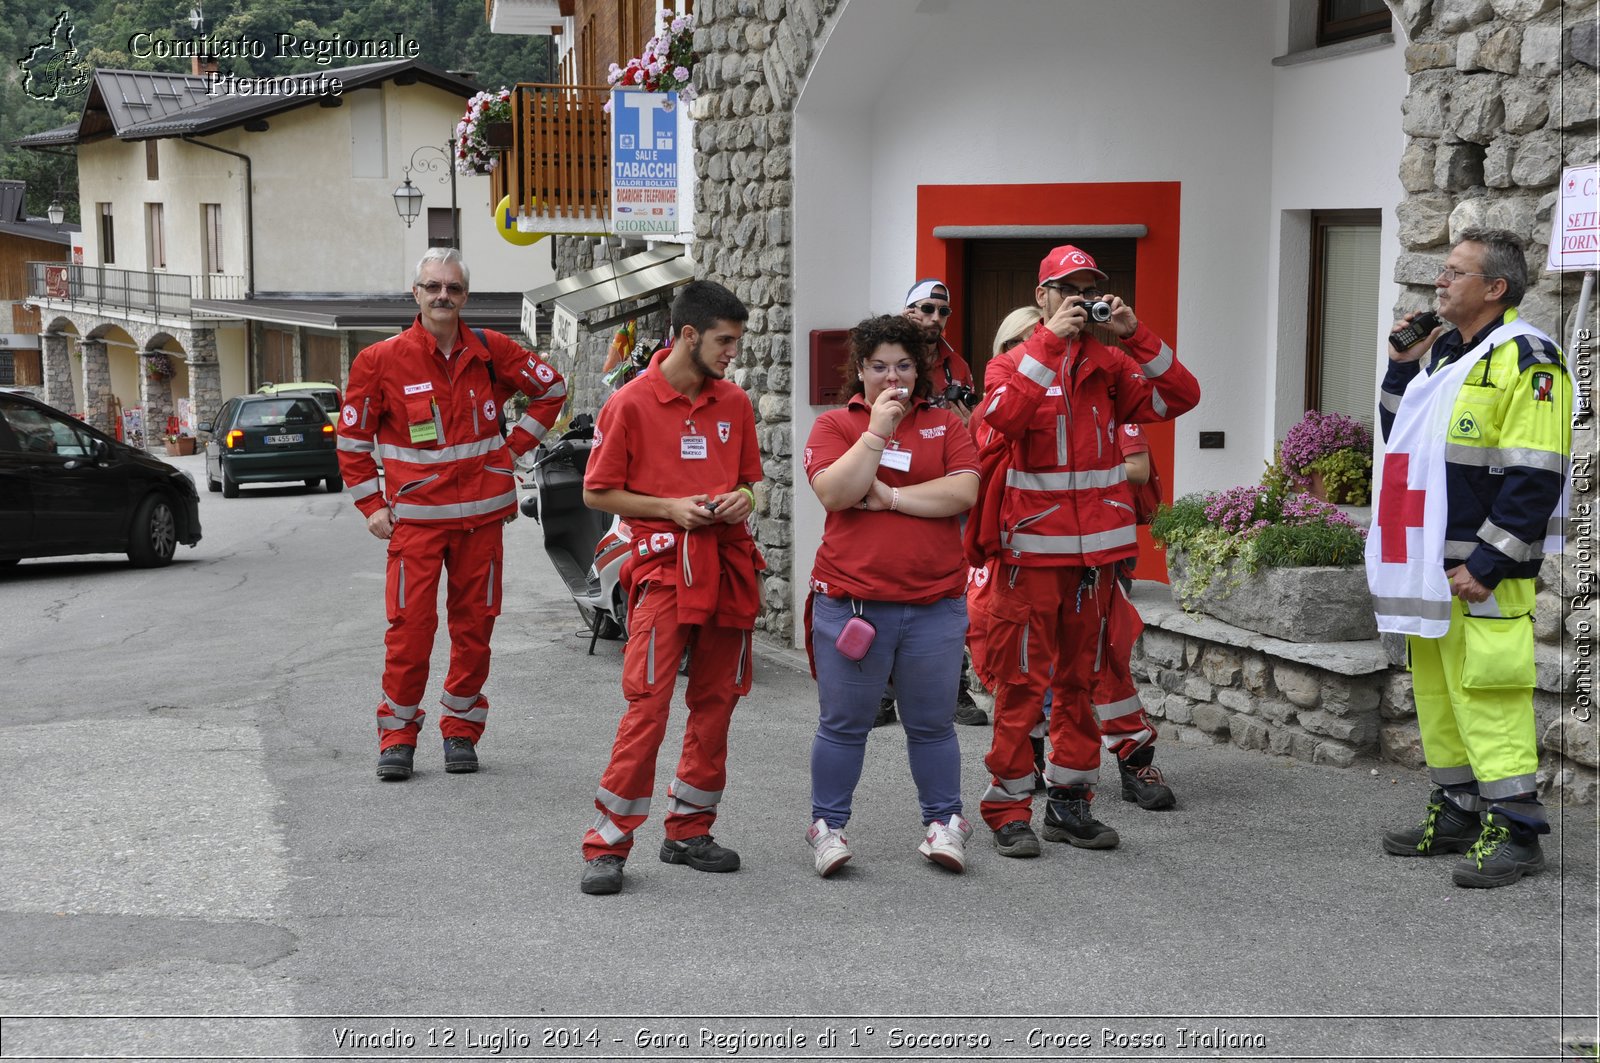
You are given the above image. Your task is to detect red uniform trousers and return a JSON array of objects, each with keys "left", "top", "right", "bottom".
[
  {"left": 376, "top": 521, "right": 503, "bottom": 750},
  {"left": 979, "top": 563, "right": 1115, "bottom": 830},
  {"left": 1092, "top": 577, "right": 1159, "bottom": 759},
  {"left": 582, "top": 579, "right": 754, "bottom": 861}
]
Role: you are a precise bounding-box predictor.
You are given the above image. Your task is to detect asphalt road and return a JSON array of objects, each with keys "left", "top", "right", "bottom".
[{"left": 1, "top": 451, "right": 1595, "bottom": 1063}]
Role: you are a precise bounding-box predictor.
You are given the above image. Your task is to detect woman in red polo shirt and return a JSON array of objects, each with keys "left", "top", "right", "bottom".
[{"left": 802, "top": 314, "right": 981, "bottom": 877}]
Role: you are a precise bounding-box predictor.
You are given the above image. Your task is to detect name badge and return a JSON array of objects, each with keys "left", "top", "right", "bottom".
[
  {"left": 409, "top": 420, "right": 438, "bottom": 444},
  {"left": 1045, "top": 385, "right": 1063, "bottom": 396},
  {"left": 879, "top": 447, "right": 912, "bottom": 472},
  {"left": 681, "top": 435, "right": 708, "bottom": 460},
  {"left": 404, "top": 382, "right": 434, "bottom": 395}
]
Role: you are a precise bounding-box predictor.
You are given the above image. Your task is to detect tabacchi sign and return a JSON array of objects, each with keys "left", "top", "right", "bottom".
[{"left": 1549, "top": 164, "right": 1599, "bottom": 273}]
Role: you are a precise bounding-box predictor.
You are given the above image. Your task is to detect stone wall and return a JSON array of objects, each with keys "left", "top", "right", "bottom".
[
  {"left": 691, "top": 0, "right": 843, "bottom": 642},
  {"left": 547, "top": 236, "right": 669, "bottom": 423}
]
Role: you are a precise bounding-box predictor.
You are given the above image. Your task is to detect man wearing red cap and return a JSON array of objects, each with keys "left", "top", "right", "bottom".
[{"left": 975, "top": 245, "right": 1200, "bottom": 857}]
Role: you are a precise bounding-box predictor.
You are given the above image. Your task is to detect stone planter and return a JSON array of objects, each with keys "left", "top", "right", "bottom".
[
  {"left": 1167, "top": 549, "right": 1377, "bottom": 643},
  {"left": 164, "top": 436, "right": 196, "bottom": 456}
]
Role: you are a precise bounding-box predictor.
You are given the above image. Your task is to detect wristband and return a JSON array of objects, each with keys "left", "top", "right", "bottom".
[
  {"left": 860, "top": 431, "right": 886, "bottom": 452},
  {"left": 890, "top": 487, "right": 900, "bottom": 512},
  {"left": 737, "top": 485, "right": 755, "bottom": 506}
]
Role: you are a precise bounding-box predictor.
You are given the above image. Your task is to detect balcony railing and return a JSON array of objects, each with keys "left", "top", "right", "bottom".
[
  {"left": 27, "top": 262, "right": 245, "bottom": 321},
  {"left": 506, "top": 83, "right": 612, "bottom": 233}
]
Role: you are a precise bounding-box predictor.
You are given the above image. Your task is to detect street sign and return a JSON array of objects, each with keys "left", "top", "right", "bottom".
[
  {"left": 550, "top": 303, "right": 580, "bottom": 354},
  {"left": 1548, "top": 164, "right": 1598, "bottom": 272},
  {"left": 611, "top": 89, "right": 686, "bottom": 238}
]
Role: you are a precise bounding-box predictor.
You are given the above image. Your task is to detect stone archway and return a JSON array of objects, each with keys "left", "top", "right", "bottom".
[
  {"left": 141, "top": 334, "right": 184, "bottom": 447},
  {"left": 40, "top": 316, "right": 81, "bottom": 414}
]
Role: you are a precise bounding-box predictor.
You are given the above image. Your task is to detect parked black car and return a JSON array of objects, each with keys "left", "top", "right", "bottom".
[
  {"left": 202, "top": 394, "right": 343, "bottom": 497},
  {"left": 0, "top": 390, "right": 202, "bottom": 568}
]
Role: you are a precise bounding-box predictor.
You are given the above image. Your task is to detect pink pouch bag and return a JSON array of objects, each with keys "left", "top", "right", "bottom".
[{"left": 834, "top": 600, "right": 876, "bottom": 662}]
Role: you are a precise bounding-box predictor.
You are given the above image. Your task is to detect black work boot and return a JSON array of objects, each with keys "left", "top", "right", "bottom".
[
  {"left": 1381, "top": 788, "right": 1480, "bottom": 857},
  {"left": 1118, "top": 749, "right": 1176, "bottom": 810},
  {"left": 1041, "top": 785, "right": 1119, "bottom": 849},
  {"left": 376, "top": 744, "right": 414, "bottom": 781},
  {"left": 952, "top": 656, "right": 989, "bottom": 726},
  {"left": 1452, "top": 812, "right": 1546, "bottom": 888},
  {"left": 580, "top": 855, "right": 626, "bottom": 895},
  {"left": 659, "top": 834, "right": 741, "bottom": 872},
  {"left": 443, "top": 736, "right": 479, "bottom": 774},
  {"left": 992, "top": 819, "right": 1041, "bottom": 858}
]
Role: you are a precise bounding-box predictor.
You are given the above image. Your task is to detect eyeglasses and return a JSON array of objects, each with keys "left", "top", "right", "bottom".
[
  {"left": 1435, "top": 266, "right": 1496, "bottom": 284},
  {"left": 1043, "top": 282, "right": 1102, "bottom": 299},
  {"left": 416, "top": 281, "right": 466, "bottom": 295},
  {"left": 912, "top": 302, "right": 953, "bottom": 318},
  {"left": 865, "top": 360, "right": 917, "bottom": 376}
]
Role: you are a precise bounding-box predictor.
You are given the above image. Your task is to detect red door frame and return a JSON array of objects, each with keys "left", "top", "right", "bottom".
[{"left": 916, "top": 181, "right": 1182, "bottom": 580}]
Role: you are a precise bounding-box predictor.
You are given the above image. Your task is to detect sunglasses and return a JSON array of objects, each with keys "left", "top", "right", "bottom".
[
  {"left": 416, "top": 281, "right": 466, "bottom": 295},
  {"left": 912, "top": 302, "right": 953, "bottom": 318}
]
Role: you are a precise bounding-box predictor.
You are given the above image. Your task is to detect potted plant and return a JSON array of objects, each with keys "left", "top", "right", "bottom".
[
  {"left": 143, "top": 352, "right": 173, "bottom": 382},
  {"left": 1278, "top": 409, "right": 1373, "bottom": 505},
  {"left": 1150, "top": 479, "right": 1374, "bottom": 642},
  {"left": 604, "top": 8, "right": 698, "bottom": 111},
  {"left": 455, "top": 87, "right": 513, "bottom": 175}
]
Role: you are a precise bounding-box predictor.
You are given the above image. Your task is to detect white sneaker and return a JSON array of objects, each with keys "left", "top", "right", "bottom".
[
  {"left": 919, "top": 813, "right": 973, "bottom": 873},
  {"left": 808, "top": 818, "right": 852, "bottom": 878}
]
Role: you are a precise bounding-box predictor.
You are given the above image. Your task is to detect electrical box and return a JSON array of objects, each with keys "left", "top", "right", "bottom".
[{"left": 809, "top": 329, "right": 851, "bottom": 406}]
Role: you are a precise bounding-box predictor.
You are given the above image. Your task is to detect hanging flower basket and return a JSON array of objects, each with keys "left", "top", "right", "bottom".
[
  {"left": 482, "top": 120, "right": 513, "bottom": 148},
  {"left": 455, "top": 87, "right": 513, "bottom": 175},
  {"left": 144, "top": 352, "right": 173, "bottom": 382}
]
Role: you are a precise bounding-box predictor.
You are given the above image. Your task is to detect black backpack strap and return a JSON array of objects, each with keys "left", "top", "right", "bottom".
[{"left": 472, "top": 328, "right": 496, "bottom": 386}]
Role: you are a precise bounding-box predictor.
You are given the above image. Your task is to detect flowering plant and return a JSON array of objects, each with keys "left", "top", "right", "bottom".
[
  {"left": 455, "top": 87, "right": 513, "bottom": 175},
  {"left": 143, "top": 352, "right": 173, "bottom": 381},
  {"left": 1150, "top": 480, "right": 1367, "bottom": 609},
  {"left": 1278, "top": 409, "right": 1372, "bottom": 504},
  {"left": 605, "top": 9, "right": 696, "bottom": 111}
]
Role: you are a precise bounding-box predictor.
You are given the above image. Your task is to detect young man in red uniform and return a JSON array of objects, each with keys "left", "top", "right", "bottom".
[
  {"left": 338, "top": 248, "right": 567, "bottom": 781},
  {"left": 578, "top": 280, "right": 763, "bottom": 896},
  {"left": 976, "top": 245, "right": 1200, "bottom": 857}
]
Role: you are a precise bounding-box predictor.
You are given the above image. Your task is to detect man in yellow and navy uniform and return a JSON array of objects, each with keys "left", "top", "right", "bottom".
[{"left": 1378, "top": 228, "right": 1572, "bottom": 888}]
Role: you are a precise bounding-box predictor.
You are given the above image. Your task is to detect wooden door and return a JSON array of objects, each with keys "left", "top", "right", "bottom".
[
  {"left": 304, "top": 334, "right": 342, "bottom": 384},
  {"left": 963, "top": 237, "right": 1137, "bottom": 389}
]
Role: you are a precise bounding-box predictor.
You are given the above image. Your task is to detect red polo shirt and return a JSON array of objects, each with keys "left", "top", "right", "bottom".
[
  {"left": 803, "top": 395, "right": 979, "bottom": 604},
  {"left": 584, "top": 348, "right": 762, "bottom": 539}
]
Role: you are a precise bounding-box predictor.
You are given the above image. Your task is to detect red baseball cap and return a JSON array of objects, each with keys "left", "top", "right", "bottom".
[{"left": 1038, "top": 245, "right": 1108, "bottom": 286}]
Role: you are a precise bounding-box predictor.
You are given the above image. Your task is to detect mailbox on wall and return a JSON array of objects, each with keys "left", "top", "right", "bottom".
[{"left": 809, "top": 329, "right": 851, "bottom": 406}]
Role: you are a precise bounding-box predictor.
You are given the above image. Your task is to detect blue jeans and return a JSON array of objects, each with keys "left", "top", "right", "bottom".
[{"left": 811, "top": 595, "right": 968, "bottom": 828}]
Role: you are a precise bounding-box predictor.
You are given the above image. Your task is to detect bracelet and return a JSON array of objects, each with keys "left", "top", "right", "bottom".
[
  {"left": 737, "top": 485, "right": 755, "bottom": 505},
  {"left": 860, "top": 431, "right": 886, "bottom": 452},
  {"left": 890, "top": 487, "right": 900, "bottom": 512}
]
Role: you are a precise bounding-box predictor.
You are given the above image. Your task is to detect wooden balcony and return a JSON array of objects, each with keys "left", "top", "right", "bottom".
[{"left": 503, "top": 82, "right": 612, "bottom": 235}]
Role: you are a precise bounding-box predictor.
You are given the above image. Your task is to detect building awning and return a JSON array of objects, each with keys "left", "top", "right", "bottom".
[{"left": 522, "top": 246, "right": 693, "bottom": 338}]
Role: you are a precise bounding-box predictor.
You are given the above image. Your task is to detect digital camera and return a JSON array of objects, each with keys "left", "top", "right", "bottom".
[
  {"left": 941, "top": 382, "right": 978, "bottom": 408},
  {"left": 1080, "top": 298, "right": 1114, "bottom": 323}
]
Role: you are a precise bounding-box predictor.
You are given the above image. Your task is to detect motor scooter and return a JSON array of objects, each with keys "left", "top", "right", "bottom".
[{"left": 520, "top": 414, "right": 633, "bottom": 653}]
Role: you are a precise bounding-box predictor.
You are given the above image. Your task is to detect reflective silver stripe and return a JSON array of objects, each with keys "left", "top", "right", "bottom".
[
  {"left": 440, "top": 690, "right": 479, "bottom": 711},
  {"left": 669, "top": 778, "right": 723, "bottom": 808},
  {"left": 1482, "top": 776, "right": 1541, "bottom": 803},
  {"left": 597, "top": 787, "right": 652, "bottom": 817},
  {"left": 1444, "top": 442, "right": 1567, "bottom": 474},
  {"left": 646, "top": 628, "right": 657, "bottom": 685},
  {"left": 397, "top": 559, "right": 406, "bottom": 610},
  {"left": 590, "top": 811, "right": 630, "bottom": 845},
  {"left": 1444, "top": 538, "right": 1477, "bottom": 560},
  {"left": 1008, "top": 525, "right": 1139, "bottom": 555},
  {"left": 983, "top": 387, "right": 1006, "bottom": 418},
  {"left": 1442, "top": 788, "right": 1485, "bottom": 812},
  {"left": 1150, "top": 388, "right": 1169, "bottom": 418},
  {"left": 383, "top": 695, "right": 422, "bottom": 721},
  {"left": 1056, "top": 415, "right": 1067, "bottom": 466},
  {"left": 442, "top": 705, "right": 488, "bottom": 723},
  {"left": 348, "top": 479, "right": 381, "bottom": 501},
  {"left": 486, "top": 560, "right": 496, "bottom": 607},
  {"left": 983, "top": 771, "right": 1036, "bottom": 801},
  {"left": 1379, "top": 390, "right": 1403, "bottom": 413},
  {"left": 1028, "top": 719, "right": 1048, "bottom": 739},
  {"left": 1094, "top": 694, "right": 1143, "bottom": 722},
  {"left": 391, "top": 490, "right": 518, "bottom": 521},
  {"left": 1143, "top": 342, "right": 1175, "bottom": 378},
  {"left": 395, "top": 474, "right": 439, "bottom": 497},
  {"left": 1477, "top": 519, "right": 1534, "bottom": 562},
  {"left": 1373, "top": 595, "right": 1453, "bottom": 621},
  {"left": 1429, "top": 765, "right": 1479, "bottom": 787},
  {"left": 542, "top": 380, "right": 568, "bottom": 400},
  {"left": 338, "top": 436, "right": 375, "bottom": 452},
  {"left": 736, "top": 632, "right": 748, "bottom": 687},
  {"left": 1018, "top": 354, "right": 1055, "bottom": 388},
  {"left": 1043, "top": 761, "right": 1097, "bottom": 786},
  {"left": 378, "top": 437, "right": 500, "bottom": 464},
  {"left": 377, "top": 717, "right": 411, "bottom": 731},
  {"left": 515, "top": 413, "right": 551, "bottom": 442},
  {"left": 1101, "top": 728, "right": 1155, "bottom": 751},
  {"left": 359, "top": 397, "right": 370, "bottom": 430}
]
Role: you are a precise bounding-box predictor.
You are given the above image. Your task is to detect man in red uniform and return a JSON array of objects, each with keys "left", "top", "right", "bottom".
[
  {"left": 578, "top": 280, "right": 763, "bottom": 896},
  {"left": 338, "top": 248, "right": 567, "bottom": 781},
  {"left": 977, "top": 245, "right": 1200, "bottom": 857}
]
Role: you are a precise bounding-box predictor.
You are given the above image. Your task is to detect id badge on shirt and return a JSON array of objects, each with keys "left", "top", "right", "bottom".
[
  {"left": 407, "top": 396, "right": 439, "bottom": 444},
  {"left": 879, "top": 446, "right": 912, "bottom": 472},
  {"left": 681, "top": 434, "right": 708, "bottom": 460}
]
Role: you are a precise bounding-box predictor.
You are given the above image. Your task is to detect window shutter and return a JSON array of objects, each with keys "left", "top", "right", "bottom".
[{"left": 1317, "top": 223, "right": 1380, "bottom": 428}]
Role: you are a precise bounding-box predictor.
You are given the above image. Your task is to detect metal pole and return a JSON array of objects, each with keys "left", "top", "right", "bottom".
[
  {"left": 1572, "top": 270, "right": 1596, "bottom": 413},
  {"left": 447, "top": 136, "right": 459, "bottom": 250}
]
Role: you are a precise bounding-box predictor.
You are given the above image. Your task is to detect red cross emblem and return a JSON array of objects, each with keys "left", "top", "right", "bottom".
[{"left": 1376, "top": 452, "right": 1427, "bottom": 563}]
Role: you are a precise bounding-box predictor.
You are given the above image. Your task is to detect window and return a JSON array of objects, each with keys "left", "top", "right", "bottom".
[
  {"left": 0, "top": 400, "right": 94, "bottom": 457},
  {"left": 1306, "top": 210, "right": 1381, "bottom": 425},
  {"left": 146, "top": 203, "right": 166, "bottom": 269},
  {"left": 203, "top": 204, "right": 223, "bottom": 273},
  {"left": 98, "top": 203, "right": 115, "bottom": 264},
  {"left": 427, "top": 207, "right": 459, "bottom": 249},
  {"left": 145, "top": 141, "right": 159, "bottom": 181},
  {"left": 1318, "top": 0, "right": 1390, "bottom": 46}
]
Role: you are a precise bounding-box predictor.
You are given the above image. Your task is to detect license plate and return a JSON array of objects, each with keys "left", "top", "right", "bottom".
[{"left": 264, "top": 433, "right": 303, "bottom": 445}]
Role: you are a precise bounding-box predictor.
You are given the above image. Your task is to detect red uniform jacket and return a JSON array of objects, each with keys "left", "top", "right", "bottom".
[
  {"left": 337, "top": 317, "right": 566, "bottom": 529},
  {"left": 977, "top": 321, "right": 1199, "bottom": 567}
]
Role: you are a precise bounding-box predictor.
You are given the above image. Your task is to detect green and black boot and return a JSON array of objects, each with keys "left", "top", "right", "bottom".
[{"left": 1381, "top": 787, "right": 1480, "bottom": 857}]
